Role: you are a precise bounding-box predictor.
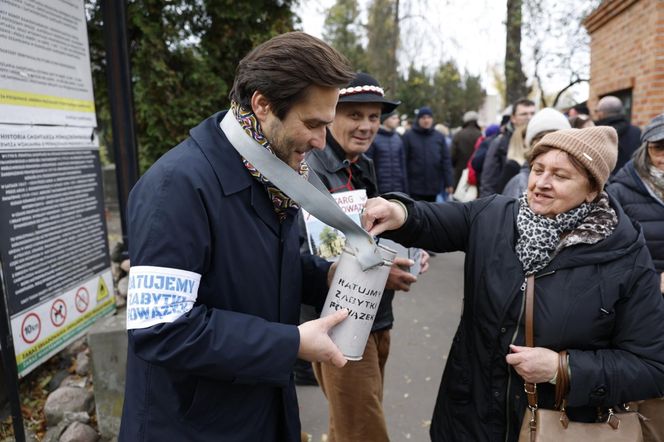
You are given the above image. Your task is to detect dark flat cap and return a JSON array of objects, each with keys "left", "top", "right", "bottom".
[{"left": 338, "top": 72, "right": 400, "bottom": 114}]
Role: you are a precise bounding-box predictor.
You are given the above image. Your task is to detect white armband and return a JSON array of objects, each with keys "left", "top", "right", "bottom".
[{"left": 126, "top": 266, "right": 201, "bottom": 330}]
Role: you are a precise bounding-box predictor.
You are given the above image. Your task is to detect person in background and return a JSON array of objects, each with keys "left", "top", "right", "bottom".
[
  {"left": 362, "top": 126, "right": 664, "bottom": 442},
  {"left": 496, "top": 124, "right": 527, "bottom": 193},
  {"left": 608, "top": 113, "right": 664, "bottom": 442},
  {"left": 304, "top": 72, "right": 428, "bottom": 441},
  {"left": 451, "top": 111, "right": 482, "bottom": 188},
  {"left": 367, "top": 109, "right": 409, "bottom": 194},
  {"left": 594, "top": 95, "right": 641, "bottom": 174},
  {"left": 469, "top": 123, "right": 501, "bottom": 191},
  {"left": 569, "top": 113, "right": 594, "bottom": 129},
  {"left": 502, "top": 108, "right": 571, "bottom": 199},
  {"left": 119, "top": 32, "right": 354, "bottom": 441},
  {"left": 403, "top": 107, "right": 454, "bottom": 201},
  {"left": 479, "top": 98, "right": 536, "bottom": 196}
]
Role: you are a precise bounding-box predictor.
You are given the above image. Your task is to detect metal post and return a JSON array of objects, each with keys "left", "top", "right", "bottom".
[
  {"left": 0, "top": 277, "right": 25, "bottom": 442},
  {"left": 101, "top": 0, "right": 139, "bottom": 243}
]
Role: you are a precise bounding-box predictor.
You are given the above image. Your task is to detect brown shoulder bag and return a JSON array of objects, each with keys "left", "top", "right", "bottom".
[{"left": 517, "top": 275, "right": 643, "bottom": 442}]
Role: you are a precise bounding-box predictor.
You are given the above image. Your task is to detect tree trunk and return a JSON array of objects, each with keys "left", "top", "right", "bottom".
[{"left": 505, "top": 0, "right": 528, "bottom": 105}]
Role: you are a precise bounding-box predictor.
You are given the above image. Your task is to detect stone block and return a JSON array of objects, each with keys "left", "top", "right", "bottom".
[{"left": 88, "top": 313, "right": 127, "bottom": 440}]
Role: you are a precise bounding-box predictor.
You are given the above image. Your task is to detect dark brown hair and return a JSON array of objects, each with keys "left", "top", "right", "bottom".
[
  {"left": 230, "top": 32, "right": 354, "bottom": 119},
  {"left": 512, "top": 98, "right": 536, "bottom": 115},
  {"left": 529, "top": 144, "right": 600, "bottom": 193}
]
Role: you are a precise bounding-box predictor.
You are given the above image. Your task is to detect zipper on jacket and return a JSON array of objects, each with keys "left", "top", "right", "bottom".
[
  {"left": 504, "top": 277, "right": 528, "bottom": 442},
  {"left": 503, "top": 270, "right": 556, "bottom": 441}
]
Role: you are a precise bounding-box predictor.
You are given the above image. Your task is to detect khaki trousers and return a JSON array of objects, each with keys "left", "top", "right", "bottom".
[
  {"left": 313, "top": 329, "right": 391, "bottom": 442},
  {"left": 640, "top": 397, "right": 664, "bottom": 442}
]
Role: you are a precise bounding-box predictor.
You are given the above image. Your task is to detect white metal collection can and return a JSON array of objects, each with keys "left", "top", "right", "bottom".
[{"left": 320, "top": 244, "right": 396, "bottom": 360}]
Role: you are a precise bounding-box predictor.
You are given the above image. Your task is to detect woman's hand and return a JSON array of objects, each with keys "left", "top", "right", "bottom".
[
  {"left": 506, "top": 345, "right": 558, "bottom": 383},
  {"left": 362, "top": 197, "right": 407, "bottom": 236}
]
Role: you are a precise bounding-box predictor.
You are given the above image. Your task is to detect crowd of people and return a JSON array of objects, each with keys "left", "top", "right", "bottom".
[{"left": 118, "top": 31, "right": 664, "bottom": 442}]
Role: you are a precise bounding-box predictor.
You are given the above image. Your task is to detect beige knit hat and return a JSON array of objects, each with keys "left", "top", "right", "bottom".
[{"left": 531, "top": 126, "right": 618, "bottom": 189}]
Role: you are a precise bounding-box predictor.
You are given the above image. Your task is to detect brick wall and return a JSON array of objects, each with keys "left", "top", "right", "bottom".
[{"left": 585, "top": 0, "right": 664, "bottom": 128}]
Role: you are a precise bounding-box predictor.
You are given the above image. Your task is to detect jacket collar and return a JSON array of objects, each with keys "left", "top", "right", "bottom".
[
  {"left": 309, "top": 131, "right": 352, "bottom": 174},
  {"left": 190, "top": 111, "right": 252, "bottom": 196},
  {"left": 189, "top": 111, "right": 281, "bottom": 235}
]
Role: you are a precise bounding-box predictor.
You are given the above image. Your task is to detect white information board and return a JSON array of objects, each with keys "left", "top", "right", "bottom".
[{"left": 0, "top": 0, "right": 96, "bottom": 126}]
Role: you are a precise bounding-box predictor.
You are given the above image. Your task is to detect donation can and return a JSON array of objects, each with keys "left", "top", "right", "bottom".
[{"left": 320, "top": 244, "right": 396, "bottom": 360}]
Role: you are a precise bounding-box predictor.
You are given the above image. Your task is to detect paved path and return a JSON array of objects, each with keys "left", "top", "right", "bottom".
[{"left": 297, "top": 251, "right": 466, "bottom": 441}]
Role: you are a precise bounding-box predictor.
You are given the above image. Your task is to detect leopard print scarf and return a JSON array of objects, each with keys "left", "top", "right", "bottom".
[
  {"left": 515, "top": 192, "right": 617, "bottom": 275},
  {"left": 229, "top": 101, "right": 309, "bottom": 222}
]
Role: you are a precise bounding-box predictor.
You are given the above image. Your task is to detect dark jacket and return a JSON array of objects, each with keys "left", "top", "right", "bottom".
[
  {"left": 304, "top": 131, "right": 395, "bottom": 332},
  {"left": 381, "top": 193, "right": 664, "bottom": 442},
  {"left": 120, "top": 112, "right": 330, "bottom": 442},
  {"left": 403, "top": 121, "right": 454, "bottom": 197},
  {"left": 596, "top": 115, "right": 641, "bottom": 175},
  {"left": 366, "top": 127, "right": 408, "bottom": 194},
  {"left": 451, "top": 123, "right": 482, "bottom": 187},
  {"left": 608, "top": 160, "right": 664, "bottom": 273},
  {"left": 479, "top": 124, "right": 513, "bottom": 197},
  {"left": 470, "top": 134, "right": 498, "bottom": 190}
]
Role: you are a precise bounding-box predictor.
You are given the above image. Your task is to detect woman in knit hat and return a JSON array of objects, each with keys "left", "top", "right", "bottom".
[
  {"left": 502, "top": 108, "right": 571, "bottom": 198},
  {"left": 359, "top": 126, "right": 664, "bottom": 441},
  {"left": 608, "top": 113, "right": 664, "bottom": 441}
]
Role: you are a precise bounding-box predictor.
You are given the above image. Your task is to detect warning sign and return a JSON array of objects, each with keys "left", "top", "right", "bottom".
[
  {"left": 20, "top": 313, "right": 41, "bottom": 344},
  {"left": 75, "top": 288, "right": 90, "bottom": 313},
  {"left": 97, "top": 276, "right": 109, "bottom": 301},
  {"left": 11, "top": 270, "right": 115, "bottom": 377},
  {"left": 50, "top": 299, "right": 67, "bottom": 327}
]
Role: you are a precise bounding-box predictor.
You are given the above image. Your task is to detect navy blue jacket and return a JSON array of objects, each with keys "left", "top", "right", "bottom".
[
  {"left": 366, "top": 127, "right": 408, "bottom": 194},
  {"left": 381, "top": 193, "right": 664, "bottom": 441},
  {"left": 403, "top": 122, "right": 453, "bottom": 196},
  {"left": 608, "top": 161, "right": 664, "bottom": 273},
  {"left": 479, "top": 126, "right": 512, "bottom": 197},
  {"left": 119, "top": 112, "right": 330, "bottom": 441}
]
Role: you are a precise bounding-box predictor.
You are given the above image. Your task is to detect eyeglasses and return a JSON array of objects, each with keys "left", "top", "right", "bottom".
[{"left": 648, "top": 141, "right": 664, "bottom": 151}]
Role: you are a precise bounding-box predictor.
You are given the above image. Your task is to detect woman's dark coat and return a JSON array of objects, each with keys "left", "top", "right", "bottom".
[
  {"left": 608, "top": 160, "right": 664, "bottom": 273},
  {"left": 382, "top": 193, "right": 664, "bottom": 442}
]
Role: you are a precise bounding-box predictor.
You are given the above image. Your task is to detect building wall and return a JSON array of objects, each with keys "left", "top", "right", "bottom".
[{"left": 585, "top": 0, "right": 664, "bottom": 128}]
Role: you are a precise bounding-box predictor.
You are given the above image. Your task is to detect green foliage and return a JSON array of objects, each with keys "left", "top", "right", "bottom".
[
  {"left": 396, "top": 63, "right": 486, "bottom": 128},
  {"left": 323, "top": 0, "right": 368, "bottom": 72},
  {"left": 86, "top": 0, "right": 297, "bottom": 172},
  {"left": 396, "top": 65, "right": 433, "bottom": 120}
]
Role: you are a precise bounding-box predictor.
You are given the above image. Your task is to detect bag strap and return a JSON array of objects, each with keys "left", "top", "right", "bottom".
[
  {"left": 524, "top": 275, "right": 538, "bottom": 410},
  {"left": 555, "top": 350, "right": 570, "bottom": 409},
  {"left": 220, "top": 111, "right": 383, "bottom": 270}
]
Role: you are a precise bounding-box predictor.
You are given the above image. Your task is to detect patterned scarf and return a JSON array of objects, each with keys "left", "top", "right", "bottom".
[
  {"left": 641, "top": 165, "right": 664, "bottom": 202},
  {"left": 633, "top": 146, "right": 664, "bottom": 203},
  {"left": 515, "top": 192, "right": 617, "bottom": 275},
  {"left": 230, "top": 101, "right": 309, "bottom": 222}
]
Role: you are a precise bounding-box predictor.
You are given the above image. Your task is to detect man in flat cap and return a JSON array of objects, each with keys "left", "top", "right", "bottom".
[{"left": 303, "top": 72, "right": 428, "bottom": 441}]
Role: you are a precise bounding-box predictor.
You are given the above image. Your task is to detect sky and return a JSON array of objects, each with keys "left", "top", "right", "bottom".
[
  {"left": 295, "top": 0, "right": 507, "bottom": 95},
  {"left": 294, "top": 0, "right": 594, "bottom": 107}
]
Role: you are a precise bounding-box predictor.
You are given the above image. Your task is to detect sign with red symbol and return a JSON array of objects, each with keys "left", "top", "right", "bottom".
[{"left": 50, "top": 299, "right": 67, "bottom": 327}]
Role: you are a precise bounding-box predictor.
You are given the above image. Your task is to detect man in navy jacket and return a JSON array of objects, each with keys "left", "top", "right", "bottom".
[
  {"left": 402, "top": 107, "right": 454, "bottom": 201},
  {"left": 119, "top": 33, "right": 355, "bottom": 441}
]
